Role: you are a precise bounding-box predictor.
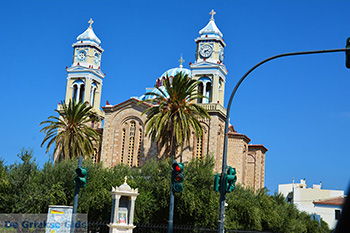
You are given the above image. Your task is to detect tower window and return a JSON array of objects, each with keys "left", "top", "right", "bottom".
[
  {"left": 198, "top": 83, "right": 204, "bottom": 103},
  {"left": 205, "top": 82, "right": 212, "bottom": 103},
  {"left": 72, "top": 84, "right": 78, "bottom": 102},
  {"left": 79, "top": 84, "right": 85, "bottom": 103},
  {"left": 335, "top": 209, "right": 341, "bottom": 220},
  {"left": 198, "top": 77, "right": 212, "bottom": 104},
  {"left": 90, "top": 82, "right": 97, "bottom": 106},
  {"left": 72, "top": 79, "right": 85, "bottom": 103}
]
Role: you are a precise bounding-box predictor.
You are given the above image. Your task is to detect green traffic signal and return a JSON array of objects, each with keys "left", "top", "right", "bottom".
[
  {"left": 225, "top": 166, "right": 237, "bottom": 193},
  {"left": 214, "top": 173, "right": 220, "bottom": 192},
  {"left": 75, "top": 167, "right": 88, "bottom": 188},
  {"left": 214, "top": 167, "right": 237, "bottom": 193},
  {"left": 172, "top": 162, "right": 184, "bottom": 192},
  {"left": 346, "top": 38, "right": 350, "bottom": 68}
]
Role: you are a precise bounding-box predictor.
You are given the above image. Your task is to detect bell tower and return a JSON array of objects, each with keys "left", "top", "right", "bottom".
[
  {"left": 64, "top": 18, "right": 105, "bottom": 116},
  {"left": 191, "top": 10, "right": 227, "bottom": 106}
]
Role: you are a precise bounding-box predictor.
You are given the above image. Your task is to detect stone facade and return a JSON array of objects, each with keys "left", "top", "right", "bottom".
[{"left": 99, "top": 99, "right": 267, "bottom": 191}]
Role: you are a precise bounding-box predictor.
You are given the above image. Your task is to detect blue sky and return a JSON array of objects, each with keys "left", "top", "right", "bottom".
[{"left": 0, "top": 0, "right": 349, "bottom": 193}]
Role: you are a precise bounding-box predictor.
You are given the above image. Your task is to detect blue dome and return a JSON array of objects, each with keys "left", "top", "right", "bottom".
[
  {"left": 160, "top": 67, "right": 192, "bottom": 78},
  {"left": 138, "top": 86, "right": 169, "bottom": 101}
]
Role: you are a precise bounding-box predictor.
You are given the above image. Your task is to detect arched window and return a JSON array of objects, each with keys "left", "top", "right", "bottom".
[
  {"left": 72, "top": 84, "right": 78, "bottom": 102},
  {"left": 196, "top": 135, "right": 203, "bottom": 159},
  {"left": 90, "top": 82, "right": 97, "bottom": 106},
  {"left": 198, "top": 77, "right": 212, "bottom": 104},
  {"left": 198, "top": 83, "right": 204, "bottom": 103},
  {"left": 119, "top": 119, "right": 144, "bottom": 167},
  {"left": 205, "top": 82, "right": 212, "bottom": 103},
  {"left": 79, "top": 84, "right": 85, "bottom": 103},
  {"left": 127, "top": 121, "right": 136, "bottom": 166},
  {"left": 72, "top": 79, "right": 85, "bottom": 103},
  {"left": 245, "top": 154, "right": 256, "bottom": 189},
  {"left": 121, "top": 128, "right": 126, "bottom": 163},
  {"left": 137, "top": 129, "right": 143, "bottom": 166}
]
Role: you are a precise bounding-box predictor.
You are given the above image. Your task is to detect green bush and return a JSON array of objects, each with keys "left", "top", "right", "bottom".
[{"left": 0, "top": 151, "right": 330, "bottom": 232}]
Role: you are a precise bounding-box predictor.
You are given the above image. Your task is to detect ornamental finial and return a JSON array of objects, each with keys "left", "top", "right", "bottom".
[
  {"left": 88, "top": 18, "right": 94, "bottom": 28},
  {"left": 209, "top": 9, "right": 216, "bottom": 21},
  {"left": 179, "top": 56, "right": 185, "bottom": 68},
  {"left": 124, "top": 176, "right": 128, "bottom": 184}
]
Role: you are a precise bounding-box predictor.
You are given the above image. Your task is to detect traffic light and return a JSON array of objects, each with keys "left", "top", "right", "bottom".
[
  {"left": 346, "top": 38, "right": 350, "bottom": 68},
  {"left": 75, "top": 167, "right": 87, "bottom": 188},
  {"left": 172, "top": 162, "right": 184, "bottom": 192},
  {"left": 214, "top": 173, "right": 220, "bottom": 192},
  {"left": 225, "top": 166, "right": 237, "bottom": 193}
]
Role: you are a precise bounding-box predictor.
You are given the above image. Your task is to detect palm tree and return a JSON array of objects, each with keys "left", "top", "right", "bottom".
[
  {"left": 143, "top": 72, "right": 210, "bottom": 160},
  {"left": 40, "top": 100, "right": 101, "bottom": 161},
  {"left": 143, "top": 72, "right": 210, "bottom": 233}
]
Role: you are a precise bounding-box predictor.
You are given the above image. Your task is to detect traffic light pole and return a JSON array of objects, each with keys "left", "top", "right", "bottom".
[
  {"left": 71, "top": 156, "right": 83, "bottom": 233},
  {"left": 218, "top": 47, "right": 349, "bottom": 233},
  {"left": 73, "top": 156, "right": 83, "bottom": 214},
  {"left": 168, "top": 183, "right": 174, "bottom": 233}
]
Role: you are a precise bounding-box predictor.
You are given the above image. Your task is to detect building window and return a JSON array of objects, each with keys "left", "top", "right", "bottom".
[
  {"left": 137, "top": 129, "right": 143, "bottom": 166},
  {"left": 195, "top": 135, "right": 203, "bottom": 159},
  {"left": 245, "top": 154, "right": 256, "bottom": 188},
  {"left": 127, "top": 121, "right": 136, "bottom": 166},
  {"left": 72, "top": 84, "right": 78, "bottom": 101},
  {"left": 72, "top": 79, "right": 85, "bottom": 103},
  {"left": 197, "top": 77, "right": 212, "bottom": 104},
  {"left": 121, "top": 128, "right": 126, "bottom": 163},
  {"left": 120, "top": 119, "right": 144, "bottom": 167},
  {"left": 79, "top": 84, "right": 85, "bottom": 103},
  {"left": 335, "top": 209, "right": 341, "bottom": 220},
  {"left": 205, "top": 82, "right": 212, "bottom": 103},
  {"left": 90, "top": 82, "right": 97, "bottom": 106},
  {"left": 197, "top": 83, "right": 203, "bottom": 103}
]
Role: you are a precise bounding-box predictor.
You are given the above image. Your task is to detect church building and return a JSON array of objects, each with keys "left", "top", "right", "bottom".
[{"left": 62, "top": 12, "right": 267, "bottom": 191}]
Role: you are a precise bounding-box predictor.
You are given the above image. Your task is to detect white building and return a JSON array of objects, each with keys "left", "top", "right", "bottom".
[{"left": 278, "top": 179, "right": 344, "bottom": 229}]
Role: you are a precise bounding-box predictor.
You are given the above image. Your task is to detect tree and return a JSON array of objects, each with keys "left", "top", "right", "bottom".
[
  {"left": 40, "top": 100, "right": 101, "bottom": 161},
  {"left": 142, "top": 72, "right": 210, "bottom": 232},
  {"left": 143, "top": 72, "right": 210, "bottom": 160},
  {"left": 0, "top": 152, "right": 331, "bottom": 233}
]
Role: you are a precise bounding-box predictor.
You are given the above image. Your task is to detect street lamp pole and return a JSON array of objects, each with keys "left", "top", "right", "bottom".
[{"left": 218, "top": 48, "right": 349, "bottom": 233}]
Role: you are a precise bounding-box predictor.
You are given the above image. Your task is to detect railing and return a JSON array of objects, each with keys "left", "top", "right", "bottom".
[{"left": 197, "top": 103, "right": 227, "bottom": 116}]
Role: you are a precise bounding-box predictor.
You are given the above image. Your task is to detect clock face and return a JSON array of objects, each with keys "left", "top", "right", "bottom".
[
  {"left": 77, "top": 50, "right": 87, "bottom": 61},
  {"left": 199, "top": 44, "right": 213, "bottom": 58},
  {"left": 219, "top": 48, "right": 224, "bottom": 62},
  {"left": 94, "top": 53, "right": 100, "bottom": 64}
]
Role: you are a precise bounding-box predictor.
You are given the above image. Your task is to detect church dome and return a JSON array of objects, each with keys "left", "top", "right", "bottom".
[
  {"left": 76, "top": 18, "right": 101, "bottom": 45},
  {"left": 160, "top": 56, "right": 191, "bottom": 78},
  {"left": 160, "top": 67, "right": 192, "bottom": 78}
]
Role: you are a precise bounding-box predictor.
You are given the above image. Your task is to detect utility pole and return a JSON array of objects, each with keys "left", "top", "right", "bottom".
[{"left": 218, "top": 47, "right": 350, "bottom": 233}]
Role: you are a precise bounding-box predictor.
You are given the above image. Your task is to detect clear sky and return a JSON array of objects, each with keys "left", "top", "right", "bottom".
[{"left": 0, "top": 0, "right": 349, "bottom": 193}]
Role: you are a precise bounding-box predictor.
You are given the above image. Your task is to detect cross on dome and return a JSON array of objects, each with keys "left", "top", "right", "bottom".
[
  {"left": 88, "top": 18, "right": 94, "bottom": 28},
  {"left": 178, "top": 56, "right": 185, "bottom": 68},
  {"left": 209, "top": 9, "right": 216, "bottom": 20}
]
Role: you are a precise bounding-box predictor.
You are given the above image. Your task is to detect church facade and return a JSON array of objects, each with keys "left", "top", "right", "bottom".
[{"left": 62, "top": 13, "right": 267, "bottom": 191}]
